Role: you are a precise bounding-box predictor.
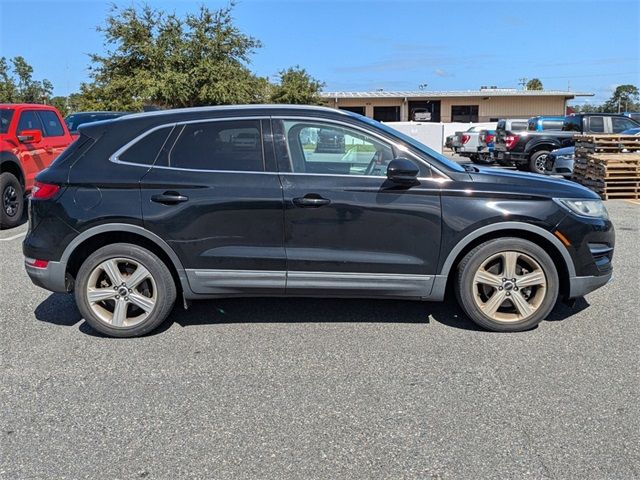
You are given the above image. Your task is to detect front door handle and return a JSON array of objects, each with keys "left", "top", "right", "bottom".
[
  {"left": 293, "top": 195, "right": 331, "bottom": 208},
  {"left": 151, "top": 191, "right": 189, "bottom": 205}
]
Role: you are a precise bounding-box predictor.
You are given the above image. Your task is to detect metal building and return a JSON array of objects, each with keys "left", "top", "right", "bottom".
[{"left": 321, "top": 88, "right": 593, "bottom": 123}]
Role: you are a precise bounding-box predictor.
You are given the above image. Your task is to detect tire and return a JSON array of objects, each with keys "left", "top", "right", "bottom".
[
  {"left": 75, "top": 243, "right": 177, "bottom": 337},
  {"left": 455, "top": 238, "right": 559, "bottom": 332},
  {"left": 529, "top": 150, "right": 550, "bottom": 174},
  {"left": 1, "top": 172, "right": 24, "bottom": 229}
]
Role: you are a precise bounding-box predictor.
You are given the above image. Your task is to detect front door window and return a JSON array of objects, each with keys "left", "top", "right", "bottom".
[{"left": 280, "top": 120, "right": 396, "bottom": 177}]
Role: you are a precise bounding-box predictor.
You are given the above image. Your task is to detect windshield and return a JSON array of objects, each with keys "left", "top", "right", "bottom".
[
  {"left": 358, "top": 116, "right": 465, "bottom": 172},
  {"left": 0, "top": 109, "right": 14, "bottom": 134}
]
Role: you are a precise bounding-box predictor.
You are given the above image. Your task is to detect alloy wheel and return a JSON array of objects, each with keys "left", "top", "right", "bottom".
[
  {"left": 3, "top": 185, "right": 18, "bottom": 217},
  {"left": 534, "top": 154, "right": 548, "bottom": 173},
  {"left": 472, "top": 251, "right": 547, "bottom": 323},
  {"left": 85, "top": 257, "right": 157, "bottom": 327}
]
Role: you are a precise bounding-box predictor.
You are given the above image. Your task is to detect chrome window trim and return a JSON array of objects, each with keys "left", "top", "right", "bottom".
[
  {"left": 109, "top": 116, "right": 269, "bottom": 172},
  {"left": 109, "top": 114, "right": 450, "bottom": 181},
  {"left": 271, "top": 115, "right": 451, "bottom": 181}
]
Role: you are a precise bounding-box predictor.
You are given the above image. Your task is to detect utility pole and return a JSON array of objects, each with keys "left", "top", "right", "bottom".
[{"left": 518, "top": 78, "right": 527, "bottom": 90}]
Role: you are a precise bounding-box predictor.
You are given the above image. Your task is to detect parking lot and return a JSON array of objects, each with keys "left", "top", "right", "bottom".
[{"left": 0, "top": 197, "right": 637, "bottom": 479}]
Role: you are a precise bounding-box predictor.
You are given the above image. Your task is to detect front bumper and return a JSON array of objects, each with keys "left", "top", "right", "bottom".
[
  {"left": 545, "top": 155, "right": 574, "bottom": 177},
  {"left": 568, "top": 271, "right": 612, "bottom": 298},
  {"left": 25, "top": 260, "right": 70, "bottom": 293}
]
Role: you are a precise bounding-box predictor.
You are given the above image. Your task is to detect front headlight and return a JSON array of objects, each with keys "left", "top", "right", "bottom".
[{"left": 555, "top": 198, "right": 609, "bottom": 219}]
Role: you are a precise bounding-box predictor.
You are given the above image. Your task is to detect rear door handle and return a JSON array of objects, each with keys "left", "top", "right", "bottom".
[
  {"left": 151, "top": 191, "right": 189, "bottom": 204},
  {"left": 292, "top": 195, "right": 331, "bottom": 207}
]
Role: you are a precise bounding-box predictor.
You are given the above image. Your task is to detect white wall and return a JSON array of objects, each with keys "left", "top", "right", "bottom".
[
  {"left": 384, "top": 122, "right": 445, "bottom": 154},
  {"left": 385, "top": 121, "right": 498, "bottom": 153}
]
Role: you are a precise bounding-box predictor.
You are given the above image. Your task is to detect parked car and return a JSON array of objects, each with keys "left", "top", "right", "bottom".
[
  {"left": 544, "top": 146, "right": 575, "bottom": 177},
  {"left": 23, "top": 105, "right": 614, "bottom": 337},
  {"left": 545, "top": 127, "right": 640, "bottom": 177},
  {"left": 451, "top": 123, "right": 497, "bottom": 162},
  {"left": 315, "top": 128, "right": 345, "bottom": 153},
  {"left": 1, "top": 103, "right": 74, "bottom": 228},
  {"left": 475, "top": 129, "right": 496, "bottom": 164},
  {"left": 493, "top": 113, "right": 640, "bottom": 174},
  {"left": 527, "top": 116, "right": 565, "bottom": 132},
  {"left": 622, "top": 112, "right": 640, "bottom": 122},
  {"left": 65, "top": 111, "right": 130, "bottom": 137},
  {"left": 412, "top": 108, "right": 431, "bottom": 121}
]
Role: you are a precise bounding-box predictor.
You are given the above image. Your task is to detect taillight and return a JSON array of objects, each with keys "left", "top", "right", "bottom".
[
  {"left": 25, "top": 258, "right": 49, "bottom": 269},
  {"left": 461, "top": 134, "right": 470, "bottom": 144},
  {"left": 505, "top": 135, "right": 519, "bottom": 150},
  {"left": 31, "top": 182, "right": 60, "bottom": 199}
]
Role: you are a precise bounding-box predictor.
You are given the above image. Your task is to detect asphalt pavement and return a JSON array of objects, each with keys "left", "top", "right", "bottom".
[{"left": 1, "top": 200, "right": 639, "bottom": 479}]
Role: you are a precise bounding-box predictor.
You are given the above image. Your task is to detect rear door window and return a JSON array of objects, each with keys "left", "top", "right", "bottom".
[
  {"left": 510, "top": 121, "right": 528, "bottom": 131},
  {"left": 168, "top": 120, "right": 264, "bottom": 172},
  {"left": 588, "top": 117, "right": 605, "bottom": 133},
  {"left": 37, "top": 110, "right": 65, "bottom": 137}
]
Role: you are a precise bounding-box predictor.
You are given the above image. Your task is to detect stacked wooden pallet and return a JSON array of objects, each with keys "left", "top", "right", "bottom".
[{"left": 571, "top": 135, "right": 640, "bottom": 200}]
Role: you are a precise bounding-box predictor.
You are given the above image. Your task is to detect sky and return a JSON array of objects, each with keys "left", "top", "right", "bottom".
[{"left": 1, "top": 0, "right": 638, "bottom": 106}]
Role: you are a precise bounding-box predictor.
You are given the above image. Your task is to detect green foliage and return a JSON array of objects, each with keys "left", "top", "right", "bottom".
[
  {"left": 270, "top": 66, "right": 325, "bottom": 105},
  {"left": 525, "top": 78, "right": 543, "bottom": 91},
  {"left": 602, "top": 84, "right": 639, "bottom": 113},
  {"left": 572, "top": 84, "right": 640, "bottom": 114},
  {"left": 0, "top": 56, "right": 53, "bottom": 103},
  {"left": 81, "top": 2, "right": 269, "bottom": 110}
]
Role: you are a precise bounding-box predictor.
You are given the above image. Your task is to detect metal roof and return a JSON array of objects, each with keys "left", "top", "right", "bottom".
[{"left": 320, "top": 90, "right": 593, "bottom": 99}]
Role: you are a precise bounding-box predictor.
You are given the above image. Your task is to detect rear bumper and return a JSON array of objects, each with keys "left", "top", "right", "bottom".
[
  {"left": 25, "top": 260, "right": 69, "bottom": 293},
  {"left": 568, "top": 271, "right": 612, "bottom": 298},
  {"left": 493, "top": 150, "right": 528, "bottom": 164}
]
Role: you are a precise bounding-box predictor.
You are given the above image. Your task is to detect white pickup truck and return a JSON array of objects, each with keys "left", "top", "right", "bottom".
[{"left": 450, "top": 123, "right": 497, "bottom": 163}]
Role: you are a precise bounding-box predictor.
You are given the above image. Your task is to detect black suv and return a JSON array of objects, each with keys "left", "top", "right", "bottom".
[{"left": 23, "top": 105, "right": 614, "bottom": 337}]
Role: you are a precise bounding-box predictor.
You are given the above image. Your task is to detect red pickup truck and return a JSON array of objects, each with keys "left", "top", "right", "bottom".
[{"left": 1, "top": 104, "right": 74, "bottom": 228}]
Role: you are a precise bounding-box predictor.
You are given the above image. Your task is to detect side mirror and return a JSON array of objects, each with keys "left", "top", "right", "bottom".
[
  {"left": 17, "top": 129, "right": 42, "bottom": 143},
  {"left": 387, "top": 158, "right": 420, "bottom": 184}
]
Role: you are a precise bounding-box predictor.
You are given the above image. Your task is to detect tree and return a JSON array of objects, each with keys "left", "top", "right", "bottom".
[
  {"left": 82, "top": 2, "right": 268, "bottom": 110},
  {"left": 269, "top": 66, "right": 325, "bottom": 105},
  {"left": 0, "top": 56, "right": 53, "bottom": 103},
  {"left": 526, "top": 78, "right": 543, "bottom": 91},
  {"left": 602, "top": 84, "right": 639, "bottom": 113}
]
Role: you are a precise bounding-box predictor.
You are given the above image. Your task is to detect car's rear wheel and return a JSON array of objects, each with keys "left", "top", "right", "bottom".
[
  {"left": 455, "top": 238, "right": 559, "bottom": 332},
  {"left": 75, "top": 243, "right": 176, "bottom": 337},
  {"left": 1, "top": 172, "right": 24, "bottom": 229},
  {"left": 529, "top": 150, "right": 549, "bottom": 174}
]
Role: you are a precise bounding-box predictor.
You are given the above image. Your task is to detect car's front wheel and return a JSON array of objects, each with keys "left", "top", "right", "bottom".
[
  {"left": 1, "top": 172, "right": 24, "bottom": 229},
  {"left": 75, "top": 243, "right": 177, "bottom": 337},
  {"left": 455, "top": 238, "right": 559, "bottom": 332}
]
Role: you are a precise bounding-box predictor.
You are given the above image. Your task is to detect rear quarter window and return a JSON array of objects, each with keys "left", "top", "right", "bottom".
[{"left": 118, "top": 126, "right": 174, "bottom": 165}]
